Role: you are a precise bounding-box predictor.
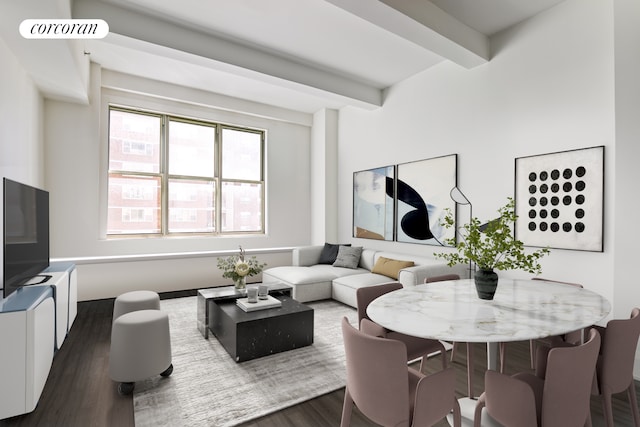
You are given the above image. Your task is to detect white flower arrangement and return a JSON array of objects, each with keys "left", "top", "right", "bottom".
[{"left": 217, "top": 246, "right": 266, "bottom": 283}]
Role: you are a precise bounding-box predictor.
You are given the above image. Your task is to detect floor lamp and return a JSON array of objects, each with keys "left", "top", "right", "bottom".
[{"left": 449, "top": 186, "right": 474, "bottom": 279}]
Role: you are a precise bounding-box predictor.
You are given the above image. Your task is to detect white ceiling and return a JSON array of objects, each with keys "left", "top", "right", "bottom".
[
  {"left": 430, "top": 0, "right": 566, "bottom": 35},
  {"left": 1, "top": 0, "right": 566, "bottom": 113}
]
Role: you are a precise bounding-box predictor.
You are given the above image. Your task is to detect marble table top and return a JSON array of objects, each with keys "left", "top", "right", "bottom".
[{"left": 367, "top": 279, "right": 611, "bottom": 343}]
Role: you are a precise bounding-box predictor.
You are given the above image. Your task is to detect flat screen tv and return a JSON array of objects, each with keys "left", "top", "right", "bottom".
[{"left": 2, "top": 178, "right": 50, "bottom": 299}]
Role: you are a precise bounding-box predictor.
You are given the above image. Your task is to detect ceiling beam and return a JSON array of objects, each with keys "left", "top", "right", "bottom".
[
  {"left": 102, "top": 69, "right": 314, "bottom": 127},
  {"left": 325, "top": 0, "right": 490, "bottom": 69},
  {"left": 72, "top": 0, "right": 383, "bottom": 109},
  {"left": 0, "top": 0, "right": 90, "bottom": 103}
]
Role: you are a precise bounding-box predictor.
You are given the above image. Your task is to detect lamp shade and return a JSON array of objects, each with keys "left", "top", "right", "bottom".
[{"left": 450, "top": 187, "right": 471, "bottom": 205}]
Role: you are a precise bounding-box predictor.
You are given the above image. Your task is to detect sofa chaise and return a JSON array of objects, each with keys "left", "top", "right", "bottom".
[{"left": 262, "top": 244, "right": 468, "bottom": 308}]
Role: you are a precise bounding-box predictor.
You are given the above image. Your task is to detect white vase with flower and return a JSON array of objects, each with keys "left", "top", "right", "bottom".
[{"left": 217, "top": 246, "right": 267, "bottom": 290}]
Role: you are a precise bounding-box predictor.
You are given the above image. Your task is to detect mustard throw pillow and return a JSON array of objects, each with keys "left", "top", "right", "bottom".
[{"left": 371, "top": 256, "right": 415, "bottom": 279}]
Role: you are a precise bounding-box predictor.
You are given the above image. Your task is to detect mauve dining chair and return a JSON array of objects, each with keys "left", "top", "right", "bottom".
[
  {"left": 530, "top": 278, "right": 585, "bottom": 362},
  {"left": 500, "top": 277, "right": 585, "bottom": 373},
  {"left": 589, "top": 307, "right": 640, "bottom": 427},
  {"left": 423, "top": 274, "right": 477, "bottom": 397},
  {"left": 356, "top": 282, "right": 448, "bottom": 372},
  {"left": 474, "top": 328, "right": 601, "bottom": 427},
  {"left": 341, "top": 317, "right": 461, "bottom": 427}
]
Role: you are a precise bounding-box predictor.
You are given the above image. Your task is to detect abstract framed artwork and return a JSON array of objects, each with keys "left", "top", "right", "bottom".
[
  {"left": 353, "top": 165, "right": 395, "bottom": 240},
  {"left": 514, "top": 146, "right": 604, "bottom": 252},
  {"left": 395, "top": 154, "right": 457, "bottom": 246}
]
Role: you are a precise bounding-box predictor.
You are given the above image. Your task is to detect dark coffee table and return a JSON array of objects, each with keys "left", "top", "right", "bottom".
[
  {"left": 197, "top": 282, "right": 292, "bottom": 339},
  {"left": 208, "top": 295, "right": 314, "bottom": 362}
]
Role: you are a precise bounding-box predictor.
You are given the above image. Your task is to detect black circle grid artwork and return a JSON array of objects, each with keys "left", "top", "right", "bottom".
[{"left": 526, "top": 165, "right": 587, "bottom": 234}]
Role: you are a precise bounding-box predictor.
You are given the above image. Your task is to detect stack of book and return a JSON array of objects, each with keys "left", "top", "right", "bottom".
[{"left": 236, "top": 295, "right": 282, "bottom": 312}]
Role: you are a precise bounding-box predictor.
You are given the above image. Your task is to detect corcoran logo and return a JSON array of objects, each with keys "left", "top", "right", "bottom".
[{"left": 19, "top": 19, "right": 109, "bottom": 39}]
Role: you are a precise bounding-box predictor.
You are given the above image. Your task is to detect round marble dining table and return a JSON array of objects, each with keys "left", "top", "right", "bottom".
[
  {"left": 367, "top": 278, "right": 611, "bottom": 345},
  {"left": 367, "top": 278, "right": 611, "bottom": 426}
]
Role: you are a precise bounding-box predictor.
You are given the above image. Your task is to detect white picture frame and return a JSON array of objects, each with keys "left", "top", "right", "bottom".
[{"left": 514, "top": 146, "right": 604, "bottom": 252}]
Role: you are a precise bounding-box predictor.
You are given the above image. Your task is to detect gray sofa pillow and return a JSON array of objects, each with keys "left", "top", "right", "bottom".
[
  {"left": 318, "top": 242, "right": 351, "bottom": 264},
  {"left": 332, "top": 246, "right": 363, "bottom": 269}
]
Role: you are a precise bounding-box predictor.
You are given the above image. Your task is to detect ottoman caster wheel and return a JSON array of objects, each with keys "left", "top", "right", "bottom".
[
  {"left": 118, "top": 382, "right": 135, "bottom": 395},
  {"left": 160, "top": 363, "right": 173, "bottom": 377}
]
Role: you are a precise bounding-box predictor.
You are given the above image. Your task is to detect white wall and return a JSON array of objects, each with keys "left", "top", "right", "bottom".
[
  {"left": 337, "top": 0, "right": 640, "bottom": 375},
  {"left": 0, "top": 39, "right": 44, "bottom": 191},
  {"left": 337, "top": 0, "right": 617, "bottom": 305},
  {"left": 43, "top": 65, "right": 313, "bottom": 300},
  {"left": 613, "top": 0, "right": 640, "bottom": 377},
  {"left": 613, "top": 0, "right": 640, "bottom": 314},
  {"left": 0, "top": 37, "right": 44, "bottom": 294}
]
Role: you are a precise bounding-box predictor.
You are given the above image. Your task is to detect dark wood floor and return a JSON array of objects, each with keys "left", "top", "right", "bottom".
[
  {"left": 1, "top": 298, "right": 134, "bottom": 427},
  {"left": 2, "top": 296, "right": 639, "bottom": 427}
]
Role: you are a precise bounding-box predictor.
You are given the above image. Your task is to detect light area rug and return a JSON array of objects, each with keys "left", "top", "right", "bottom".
[{"left": 133, "top": 296, "right": 358, "bottom": 427}]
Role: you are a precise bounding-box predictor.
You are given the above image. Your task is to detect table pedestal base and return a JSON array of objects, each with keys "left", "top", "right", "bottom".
[{"left": 447, "top": 397, "right": 501, "bottom": 427}]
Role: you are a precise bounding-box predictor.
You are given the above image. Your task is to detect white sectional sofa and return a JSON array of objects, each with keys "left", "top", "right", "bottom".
[{"left": 262, "top": 245, "right": 468, "bottom": 308}]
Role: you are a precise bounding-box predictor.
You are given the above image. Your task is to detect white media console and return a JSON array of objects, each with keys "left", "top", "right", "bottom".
[{"left": 0, "top": 262, "right": 77, "bottom": 420}]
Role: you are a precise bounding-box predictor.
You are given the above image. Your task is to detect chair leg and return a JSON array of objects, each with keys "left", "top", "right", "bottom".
[
  {"left": 529, "top": 339, "right": 536, "bottom": 369},
  {"left": 627, "top": 382, "right": 640, "bottom": 427},
  {"left": 601, "top": 391, "right": 615, "bottom": 427},
  {"left": 340, "top": 387, "right": 354, "bottom": 427},
  {"left": 420, "top": 342, "right": 448, "bottom": 372},
  {"left": 499, "top": 342, "right": 506, "bottom": 373},
  {"left": 450, "top": 341, "right": 474, "bottom": 398},
  {"left": 451, "top": 342, "right": 458, "bottom": 362},
  {"left": 467, "top": 343, "right": 475, "bottom": 398},
  {"left": 473, "top": 394, "right": 486, "bottom": 427},
  {"left": 585, "top": 409, "right": 593, "bottom": 427},
  {"left": 452, "top": 397, "right": 462, "bottom": 427}
]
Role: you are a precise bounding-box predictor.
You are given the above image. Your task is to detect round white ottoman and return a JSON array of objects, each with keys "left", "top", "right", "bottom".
[
  {"left": 109, "top": 309, "right": 173, "bottom": 394},
  {"left": 113, "top": 290, "right": 160, "bottom": 321}
]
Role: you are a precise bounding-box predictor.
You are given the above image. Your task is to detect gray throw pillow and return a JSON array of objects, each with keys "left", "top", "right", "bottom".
[
  {"left": 332, "top": 246, "right": 363, "bottom": 269},
  {"left": 318, "top": 242, "right": 351, "bottom": 264}
]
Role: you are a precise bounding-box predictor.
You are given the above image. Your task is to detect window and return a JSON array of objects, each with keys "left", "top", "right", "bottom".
[{"left": 107, "top": 107, "right": 264, "bottom": 236}]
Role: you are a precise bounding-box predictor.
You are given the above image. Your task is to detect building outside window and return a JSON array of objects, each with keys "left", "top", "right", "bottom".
[{"left": 107, "top": 107, "right": 265, "bottom": 236}]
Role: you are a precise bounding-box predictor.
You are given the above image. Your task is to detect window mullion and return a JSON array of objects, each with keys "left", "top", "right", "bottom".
[
  {"left": 215, "top": 125, "right": 221, "bottom": 235},
  {"left": 161, "top": 115, "right": 169, "bottom": 235}
]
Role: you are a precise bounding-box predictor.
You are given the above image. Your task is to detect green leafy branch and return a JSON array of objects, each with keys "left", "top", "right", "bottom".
[{"left": 434, "top": 198, "right": 549, "bottom": 274}]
